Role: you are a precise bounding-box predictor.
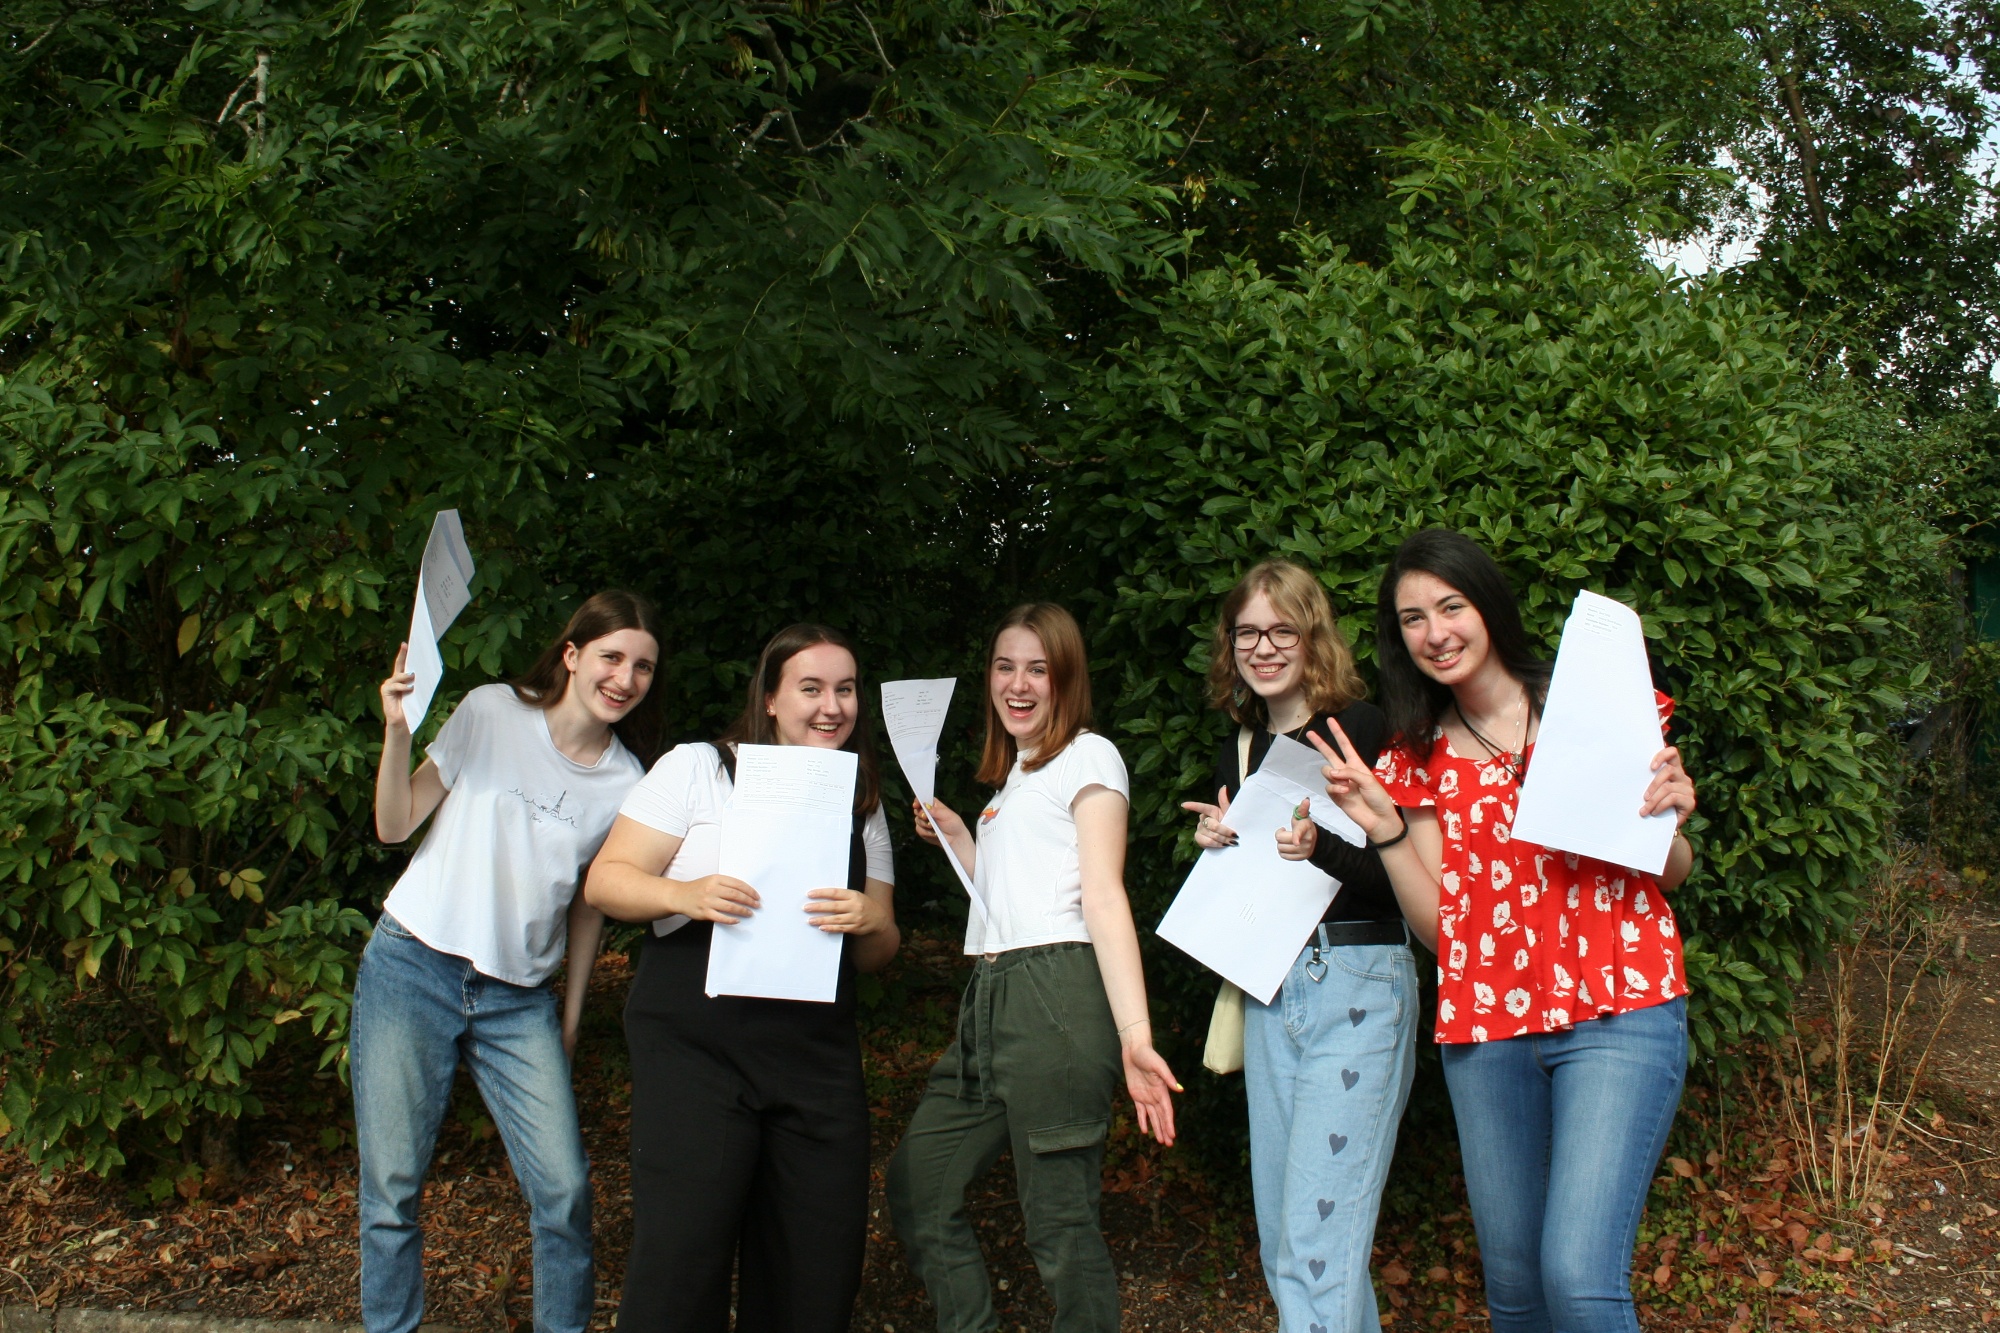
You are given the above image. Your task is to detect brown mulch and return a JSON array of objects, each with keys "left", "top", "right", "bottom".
[{"left": 9, "top": 876, "right": 2000, "bottom": 1331}]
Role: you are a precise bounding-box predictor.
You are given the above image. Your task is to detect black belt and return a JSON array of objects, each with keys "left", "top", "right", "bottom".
[{"left": 1314, "top": 919, "right": 1409, "bottom": 947}]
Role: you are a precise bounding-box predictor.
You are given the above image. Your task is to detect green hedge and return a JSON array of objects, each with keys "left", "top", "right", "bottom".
[{"left": 1064, "top": 124, "right": 1940, "bottom": 1084}]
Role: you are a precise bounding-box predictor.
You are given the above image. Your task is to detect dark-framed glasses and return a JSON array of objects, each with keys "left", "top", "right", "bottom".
[{"left": 1231, "top": 624, "right": 1300, "bottom": 651}]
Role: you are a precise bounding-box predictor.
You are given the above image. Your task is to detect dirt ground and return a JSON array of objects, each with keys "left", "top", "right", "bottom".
[{"left": 8, "top": 878, "right": 2000, "bottom": 1332}]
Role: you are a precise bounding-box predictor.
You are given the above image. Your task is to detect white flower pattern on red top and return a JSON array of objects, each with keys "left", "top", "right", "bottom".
[{"left": 1374, "top": 692, "right": 1688, "bottom": 1045}]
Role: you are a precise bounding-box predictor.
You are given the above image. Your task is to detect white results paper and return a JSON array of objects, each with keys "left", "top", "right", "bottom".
[
  {"left": 1509, "top": 589, "right": 1677, "bottom": 875},
  {"left": 1256, "top": 733, "right": 1369, "bottom": 848},
  {"left": 1156, "top": 746, "right": 1340, "bottom": 1004},
  {"left": 402, "top": 510, "right": 477, "bottom": 733},
  {"left": 706, "top": 744, "right": 857, "bottom": 1003},
  {"left": 880, "top": 678, "right": 987, "bottom": 919}
]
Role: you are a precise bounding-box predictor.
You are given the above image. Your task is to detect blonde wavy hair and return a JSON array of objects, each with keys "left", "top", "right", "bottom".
[{"left": 1206, "top": 560, "right": 1366, "bottom": 724}]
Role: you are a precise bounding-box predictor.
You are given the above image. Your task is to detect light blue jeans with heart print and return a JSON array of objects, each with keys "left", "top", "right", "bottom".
[{"left": 1244, "top": 930, "right": 1419, "bottom": 1333}]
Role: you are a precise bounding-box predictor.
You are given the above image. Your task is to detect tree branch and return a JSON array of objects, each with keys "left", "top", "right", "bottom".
[{"left": 1753, "top": 23, "right": 1830, "bottom": 235}]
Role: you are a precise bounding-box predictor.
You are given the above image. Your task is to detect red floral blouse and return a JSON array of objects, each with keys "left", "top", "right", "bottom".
[{"left": 1373, "top": 694, "right": 1687, "bottom": 1045}]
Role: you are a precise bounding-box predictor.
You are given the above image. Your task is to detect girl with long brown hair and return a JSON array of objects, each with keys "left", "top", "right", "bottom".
[
  {"left": 354, "top": 589, "right": 663, "bottom": 1333},
  {"left": 1180, "top": 560, "right": 1418, "bottom": 1333},
  {"left": 886, "top": 603, "right": 1177, "bottom": 1333},
  {"left": 586, "top": 623, "right": 899, "bottom": 1333}
]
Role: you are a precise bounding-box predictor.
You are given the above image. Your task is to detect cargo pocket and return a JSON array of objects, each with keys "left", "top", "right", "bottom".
[{"left": 1026, "top": 1118, "right": 1109, "bottom": 1155}]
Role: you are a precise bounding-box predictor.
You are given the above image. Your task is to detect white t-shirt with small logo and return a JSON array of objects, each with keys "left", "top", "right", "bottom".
[
  {"left": 964, "top": 731, "right": 1129, "bottom": 956},
  {"left": 383, "top": 684, "right": 645, "bottom": 986},
  {"left": 619, "top": 742, "right": 896, "bottom": 937}
]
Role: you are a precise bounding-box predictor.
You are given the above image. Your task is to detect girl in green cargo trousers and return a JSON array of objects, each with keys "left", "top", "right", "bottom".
[{"left": 888, "top": 602, "right": 1181, "bottom": 1333}]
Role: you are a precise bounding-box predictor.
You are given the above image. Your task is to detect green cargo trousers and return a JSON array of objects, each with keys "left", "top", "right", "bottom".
[{"left": 886, "top": 942, "right": 1125, "bottom": 1333}]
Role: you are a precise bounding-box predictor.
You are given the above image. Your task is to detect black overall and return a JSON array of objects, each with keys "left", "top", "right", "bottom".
[{"left": 617, "top": 791, "right": 871, "bottom": 1333}]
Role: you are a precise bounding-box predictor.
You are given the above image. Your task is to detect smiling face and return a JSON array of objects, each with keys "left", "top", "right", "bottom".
[
  {"left": 764, "top": 641, "right": 859, "bottom": 748},
  {"left": 561, "top": 628, "right": 660, "bottom": 725},
  {"left": 1395, "top": 571, "right": 1494, "bottom": 688},
  {"left": 1232, "top": 589, "right": 1307, "bottom": 707},
  {"left": 989, "top": 625, "right": 1053, "bottom": 747}
]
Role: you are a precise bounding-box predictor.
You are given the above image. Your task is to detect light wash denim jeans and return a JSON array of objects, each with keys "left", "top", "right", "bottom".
[
  {"left": 1441, "top": 996, "right": 1687, "bottom": 1333},
  {"left": 1245, "top": 930, "right": 1419, "bottom": 1333},
  {"left": 350, "top": 913, "right": 593, "bottom": 1333}
]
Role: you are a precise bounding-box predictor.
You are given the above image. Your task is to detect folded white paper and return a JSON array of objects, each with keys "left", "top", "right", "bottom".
[
  {"left": 706, "top": 744, "right": 857, "bottom": 1003},
  {"left": 403, "top": 510, "right": 476, "bottom": 732},
  {"left": 1157, "top": 762, "right": 1339, "bottom": 1004},
  {"left": 881, "top": 678, "right": 988, "bottom": 919},
  {"left": 1510, "top": 589, "right": 1677, "bottom": 875}
]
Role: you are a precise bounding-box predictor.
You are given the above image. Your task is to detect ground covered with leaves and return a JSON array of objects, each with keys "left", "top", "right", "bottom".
[{"left": 7, "top": 868, "right": 2000, "bottom": 1332}]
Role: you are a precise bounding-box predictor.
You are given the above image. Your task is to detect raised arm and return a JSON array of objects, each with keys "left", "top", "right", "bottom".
[
  {"left": 376, "top": 643, "right": 448, "bottom": 843},
  {"left": 1309, "top": 723, "right": 1443, "bottom": 951},
  {"left": 1074, "top": 786, "right": 1180, "bottom": 1146}
]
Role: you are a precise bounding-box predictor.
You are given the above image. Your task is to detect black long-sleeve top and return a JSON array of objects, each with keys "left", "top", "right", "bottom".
[{"left": 1207, "top": 701, "right": 1400, "bottom": 925}]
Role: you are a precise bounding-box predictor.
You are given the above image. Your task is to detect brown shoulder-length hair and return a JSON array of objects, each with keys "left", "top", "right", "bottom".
[
  {"left": 1205, "top": 560, "right": 1367, "bottom": 725},
  {"left": 511, "top": 589, "right": 666, "bottom": 767},
  {"left": 976, "top": 603, "right": 1094, "bottom": 787},
  {"left": 716, "top": 623, "right": 880, "bottom": 816}
]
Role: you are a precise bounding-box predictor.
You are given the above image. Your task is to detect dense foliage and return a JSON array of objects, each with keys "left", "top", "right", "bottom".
[
  {"left": 0, "top": 0, "right": 1991, "bottom": 1179},
  {"left": 1065, "top": 125, "right": 1940, "bottom": 1078}
]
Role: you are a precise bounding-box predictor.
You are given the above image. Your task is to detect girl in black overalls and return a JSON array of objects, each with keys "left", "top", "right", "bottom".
[{"left": 586, "top": 624, "right": 900, "bottom": 1333}]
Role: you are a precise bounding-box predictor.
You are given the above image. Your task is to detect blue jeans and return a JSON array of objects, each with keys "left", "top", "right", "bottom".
[
  {"left": 1245, "top": 932, "right": 1418, "bottom": 1333},
  {"left": 350, "top": 914, "right": 593, "bottom": 1333},
  {"left": 1441, "top": 997, "right": 1687, "bottom": 1333}
]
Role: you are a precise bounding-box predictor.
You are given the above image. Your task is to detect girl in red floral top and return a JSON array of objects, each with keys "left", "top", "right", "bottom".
[{"left": 1311, "top": 530, "right": 1698, "bottom": 1333}]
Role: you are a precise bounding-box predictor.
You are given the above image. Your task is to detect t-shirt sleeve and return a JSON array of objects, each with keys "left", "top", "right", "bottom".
[
  {"left": 424, "top": 685, "right": 493, "bottom": 790},
  {"left": 1058, "top": 733, "right": 1130, "bottom": 805},
  {"left": 618, "top": 743, "right": 710, "bottom": 836},
  {"left": 1372, "top": 737, "right": 1437, "bottom": 809},
  {"left": 863, "top": 807, "right": 895, "bottom": 884},
  {"left": 1655, "top": 690, "right": 1676, "bottom": 733}
]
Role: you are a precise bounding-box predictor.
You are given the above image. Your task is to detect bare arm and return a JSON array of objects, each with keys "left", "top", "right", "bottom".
[
  {"left": 376, "top": 643, "right": 448, "bottom": 843},
  {"left": 584, "top": 815, "right": 762, "bottom": 924},
  {"left": 1074, "top": 786, "right": 1179, "bottom": 1147},
  {"left": 1310, "top": 724, "right": 1443, "bottom": 951},
  {"left": 561, "top": 893, "right": 605, "bottom": 1058}
]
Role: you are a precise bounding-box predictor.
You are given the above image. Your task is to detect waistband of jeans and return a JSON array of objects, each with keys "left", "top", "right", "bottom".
[
  {"left": 1311, "top": 919, "right": 1409, "bottom": 949},
  {"left": 974, "top": 939, "right": 1094, "bottom": 975}
]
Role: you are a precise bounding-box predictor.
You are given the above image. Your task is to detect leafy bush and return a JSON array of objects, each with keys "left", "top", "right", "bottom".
[{"left": 1062, "top": 121, "right": 1942, "bottom": 1091}]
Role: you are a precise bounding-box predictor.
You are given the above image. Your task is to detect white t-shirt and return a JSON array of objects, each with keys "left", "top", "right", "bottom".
[
  {"left": 383, "top": 684, "right": 646, "bottom": 987},
  {"left": 619, "top": 742, "right": 895, "bottom": 937},
  {"left": 964, "top": 731, "right": 1129, "bottom": 956}
]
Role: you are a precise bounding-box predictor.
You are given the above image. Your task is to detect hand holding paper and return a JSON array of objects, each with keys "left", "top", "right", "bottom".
[
  {"left": 1509, "top": 590, "right": 1678, "bottom": 874},
  {"left": 402, "top": 510, "right": 477, "bottom": 733},
  {"left": 882, "top": 678, "right": 987, "bottom": 918}
]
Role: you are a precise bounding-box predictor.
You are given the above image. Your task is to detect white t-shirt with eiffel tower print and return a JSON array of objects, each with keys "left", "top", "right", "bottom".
[{"left": 383, "top": 683, "right": 644, "bottom": 986}]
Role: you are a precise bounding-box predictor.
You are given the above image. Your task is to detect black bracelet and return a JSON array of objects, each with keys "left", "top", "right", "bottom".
[{"left": 1369, "top": 820, "right": 1410, "bottom": 851}]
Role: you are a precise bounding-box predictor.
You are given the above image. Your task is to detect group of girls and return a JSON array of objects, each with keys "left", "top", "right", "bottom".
[{"left": 351, "top": 527, "right": 1699, "bottom": 1333}]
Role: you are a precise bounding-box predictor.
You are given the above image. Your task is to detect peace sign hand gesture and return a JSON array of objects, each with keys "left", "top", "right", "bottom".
[{"left": 1306, "top": 720, "right": 1404, "bottom": 845}]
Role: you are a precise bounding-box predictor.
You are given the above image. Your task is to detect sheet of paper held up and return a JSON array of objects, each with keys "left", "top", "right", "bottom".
[
  {"left": 880, "top": 678, "right": 987, "bottom": 919},
  {"left": 1509, "top": 589, "right": 1676, "bottom": 875},
  {"left": 1256, "top": 732, "right": 1369, "bottom": 848},
  {"left": 706, "top": 745, "right": 857, "bottom": 1003},
  {"left": 1156, "top": 749, "right": 1340, "bottom": 1004},
  {"left": 403, "top": 510, "right": 476, "bottom": 733}
]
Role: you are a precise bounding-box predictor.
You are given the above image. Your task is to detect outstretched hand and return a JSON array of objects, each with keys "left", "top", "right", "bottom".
[{"left": 1122, "top": 1038, "right": 1181, "bottom": 1146}]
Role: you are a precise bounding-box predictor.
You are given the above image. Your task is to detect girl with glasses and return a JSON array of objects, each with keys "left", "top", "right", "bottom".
[{"left": 1180, "top": 560, "right": 1419, "bottom": 1333}]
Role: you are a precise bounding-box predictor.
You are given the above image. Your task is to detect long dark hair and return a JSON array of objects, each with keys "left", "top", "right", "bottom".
[
  {"left": 511, "top": 589, "right": 666, "bottom": 767},
  {"left": 717, "top": 623, "right": 881, "bottom": 816},
  {"left": 1374, "top": 530, "right": 1551, "bottom": 746}
]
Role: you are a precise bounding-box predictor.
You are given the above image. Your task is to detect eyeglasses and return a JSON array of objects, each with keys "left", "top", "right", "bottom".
[{"left": 1231, "top": 624, "right": 1300, "bottom": 651}]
